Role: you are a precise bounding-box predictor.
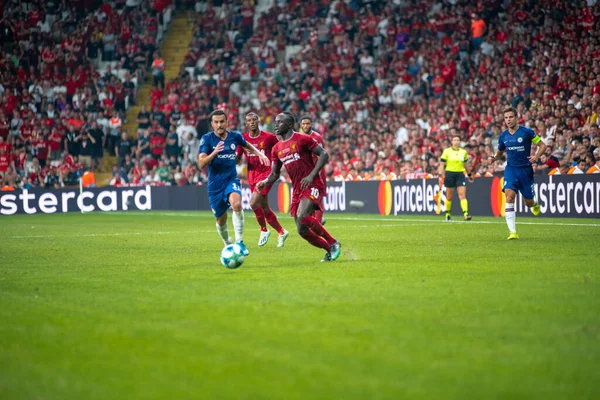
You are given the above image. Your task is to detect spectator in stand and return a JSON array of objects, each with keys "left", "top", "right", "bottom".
[
  {"left": 150, "top": 129, "right": 166, "bottom": 160},
  {"left": 107, "top": 110, "right": 122, "bottom": 155},
  {"left": 152, "top": 51, "right": 165, "bottom": 90},
  {"left": 116, "top": 131, "right": 133, "bottom": 167},
  {"left": 588, "top": 149, "right": 600, "bottom": 174},
  {"left": 78, "top": 130, "right": 95, "bottom": 169},
  {"left": 568, "top": 158, "right": 589, "bottom": 175}
]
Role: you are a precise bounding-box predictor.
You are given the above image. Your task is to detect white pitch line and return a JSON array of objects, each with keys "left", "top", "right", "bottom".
[
  {"left": 5, "top": 217, "right": 599, "bottom": 240},
  {"left": 6, "top": 229, "right": 216, "bottom": 240},
  {"left": 149, "top": 212, "right": 600, "bottom": 228}
]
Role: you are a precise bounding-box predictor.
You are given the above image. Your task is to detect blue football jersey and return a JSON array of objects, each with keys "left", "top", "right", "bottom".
[
  {"left": 199, "top": 131, "right": 247, "bottom": 193},
  {"left": 498, "top": 126, "right": 540, "bottom": 168}
]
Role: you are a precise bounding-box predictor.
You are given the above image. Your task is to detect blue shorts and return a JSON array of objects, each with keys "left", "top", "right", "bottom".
[
  {"left": 208, "top": 180, "right": 242, "bottom": 217},
  {"left": 503, "top": 166, "right": 535, "bottom": 200}
]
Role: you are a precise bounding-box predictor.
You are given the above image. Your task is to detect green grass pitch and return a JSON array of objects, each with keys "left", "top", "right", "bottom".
[{"left": 1, "top": 211, "right": 599, "bottom": 399}]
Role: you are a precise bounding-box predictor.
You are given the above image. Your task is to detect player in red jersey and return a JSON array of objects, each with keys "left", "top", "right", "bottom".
[
  {"left": 257, "top": 112, "right": 341, "bottom": 262},
  {"left": 237, "top": 112, "right": 289, "bottom": 247},
  {"left": 299, "top": 116, "right": 327, "bottom": 225}
]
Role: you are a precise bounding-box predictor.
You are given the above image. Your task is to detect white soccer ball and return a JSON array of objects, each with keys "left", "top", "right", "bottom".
[{"left": 220, "top": 244, "right": 245, "bottom": 269}]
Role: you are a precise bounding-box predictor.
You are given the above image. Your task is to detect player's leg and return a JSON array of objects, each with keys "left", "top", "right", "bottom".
[
  {"left": 259, "top": 191, "right": 288, "bottom": 247},
  {"left": 505, "top": 188, "right": 519, "bottom": 239},
  {"left": 521, "top": 167, "right": 540, "bottom": 216},
  {"left": 294, "top": 198, "right": 331, "bottom": 257},
  {"left": 211, "top": 192, "right": 232, "bottom": 246},
  {"left": 456, "top": 185, "right": 471, "bottom": 220},
  {"left": 297, "top": 198, "right": 341, "bottom": 261},
  {"left": 226, "top": 183, "right": 249, "bottom": 255},
  {"left": 445, "top": 186, "right": 454, "bottom": 220},
  {"left": 250, "top": 190, "right": 270, "bottom": 246},
  {"left": 312, "top": 187, "right": 325, "bottom": 225},
  {"left": 215, "top": 211, "right": 231, "bottom": 245},
  {"left": 503, "top": 167, "right": 519, "bottom": 239},
  {"left": 250, "top": 191, "right": 268, "bottom": 232}
]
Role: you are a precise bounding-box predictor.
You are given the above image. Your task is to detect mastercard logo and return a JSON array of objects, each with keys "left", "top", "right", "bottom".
[
  {"left": 277, "top": 182, "right": 290, "bottom": 214},
  {"left": 378, "top": 181, "right": 392, "bottom": 215},
  {"left": 490, "top": 176, "right": 506, "bottom": 217}
]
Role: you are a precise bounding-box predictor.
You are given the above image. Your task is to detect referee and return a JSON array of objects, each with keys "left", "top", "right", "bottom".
[{"left": 438, "top": 134, "right": 474, "bottom": 221}]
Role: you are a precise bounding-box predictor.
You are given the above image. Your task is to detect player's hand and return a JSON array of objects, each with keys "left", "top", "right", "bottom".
[
  {"left": 258, "top": 152, "right": 270, "bottom": 166},
  {"left": 467, "top": 175, "right": 475, "bottom": 183},
  {"left": 301, "top": 174, "right": 314, "bottom": 190},
  {"left": 212, "top": 141, "right": 224, "bottom": 155},
  {"left": 256, "top": 180, "right": 267, "bottom": 190},
  {"left": 528, "top": 155, "right": 539, "bottom": 163},
  {"left": 488, "top": 155, "right": 496, "bottom": 164}
]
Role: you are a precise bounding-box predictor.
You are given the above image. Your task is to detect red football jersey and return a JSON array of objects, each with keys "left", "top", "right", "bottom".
[
  {"left": 0, "top": 154, "right": 10, "bottom": 172},
  {"left": 271, "top": 132, "right": 325, "bottom": 195},
  {"left": 306, "top": 130, "right": 327, "bottom": 184},
  {"left": 237, "top": 130, "right": 278, "bottom": 184}
]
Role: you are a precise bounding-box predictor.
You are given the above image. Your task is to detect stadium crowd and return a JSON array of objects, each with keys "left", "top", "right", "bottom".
[
  {"left": 1, "top": 0, "right": 600, "bottom": 190},
  {"left": 0, "top": 0, "right": 174, "bottom": 189}
]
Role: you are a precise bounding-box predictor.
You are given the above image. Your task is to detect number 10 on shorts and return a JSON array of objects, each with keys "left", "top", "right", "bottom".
[{"left": 311, "top": 188, "right": 320, "bottom": 198}]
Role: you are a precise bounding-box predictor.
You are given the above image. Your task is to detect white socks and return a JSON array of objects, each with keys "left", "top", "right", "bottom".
[
  {"left": 216, "top": 223, "right": 230, "bottom": 245},
  {"left": 232, "top": 210, "right": 244, "bottom": 243},
  {"left": 505, "top": 203, "right": 516, "bottom": 233}
]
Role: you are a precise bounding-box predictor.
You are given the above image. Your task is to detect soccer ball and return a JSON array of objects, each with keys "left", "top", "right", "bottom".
[{"left": 220, "top": 244, "right": 245, "bottom": 269}]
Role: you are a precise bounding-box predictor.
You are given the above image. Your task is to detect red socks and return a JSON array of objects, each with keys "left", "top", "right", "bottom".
[
  {"left": 264, "top": 209, "right": 284, "bottom": 234},
  {"left": 253, "top": 207, "right": 267, "bottom": 232},
  {"left": 300, "top": 229, "right": 330, "bottom": 251},
  {"left": 301, "top": 215, "right": 336, "bottom": 245}
]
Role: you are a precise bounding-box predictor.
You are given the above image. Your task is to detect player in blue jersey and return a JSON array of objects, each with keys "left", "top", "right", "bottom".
[
  {"left": 198, "top": 110, "right": 270, "bottom": 255},
  {"left": 489, "top": 106, "right": 546, "bottom": 240}
]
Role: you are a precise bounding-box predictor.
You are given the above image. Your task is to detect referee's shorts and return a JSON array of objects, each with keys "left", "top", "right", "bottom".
[{"left": 445, "top": 171, "right": 466, "bottom": 188}]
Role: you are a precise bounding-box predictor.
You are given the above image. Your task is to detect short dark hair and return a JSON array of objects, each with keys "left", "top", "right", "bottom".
[
  {"left": 503, "top": 106, "right": 518, "bottom": 116},
  {"left": 246, "top": 112, "right": 259, "bottom": 120},
  {"left": 209, "top": 110, "right": 227, "bottom": 122},
  {"left": 300, "top": 115, "right": 313, "bottom": 123},
  {"left": 282, "top": 111, "right": 296, "bottom": 125}
]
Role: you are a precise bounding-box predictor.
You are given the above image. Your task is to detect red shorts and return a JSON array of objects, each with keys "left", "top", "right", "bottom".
[
  {"left": 249, "top": 182, "right": 273, "bottom": 196},
  {"left": 290, "top": 185, "right": 324, "bottom": 217}
]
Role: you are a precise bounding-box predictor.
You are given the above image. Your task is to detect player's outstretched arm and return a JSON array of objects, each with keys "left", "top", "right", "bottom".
[
  {"left": 198, "top": 140, "right": 224, "bottom": 169},
  {"left": 243, "top": 142, "right": 270, "bottom": 166},
  {"left": 257, "top": 158, "right": 282, "bottom": 190},
  {"left": 301, "top": 145, "right": 329, "bottom": 190}
]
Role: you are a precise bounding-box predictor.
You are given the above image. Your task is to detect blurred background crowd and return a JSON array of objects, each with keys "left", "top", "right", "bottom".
[{"left": 1, "top": 0, "right": 599, "bottom": 190}]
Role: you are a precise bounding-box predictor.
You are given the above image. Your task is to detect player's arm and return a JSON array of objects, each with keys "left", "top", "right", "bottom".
[
  {"left": 489, "top": 150, "right": 504, "bottom": 163},
  {"left": 243, "top": 142, "right": 270, "bottom": 166},
  {"left": 235, "top": 146, "right": 244, "bottom": 165},
  {"left": 528, "top": 136, "right": 546, "bottom": 164},
  {"left": 257, "top": 158, "right": 282, "bottom": 190},
  {"left": 198, "top": 141, "right": 224, "bottom": 169},
  {"left": 301, "top": 145, "right": 329, "bottom": 190}
]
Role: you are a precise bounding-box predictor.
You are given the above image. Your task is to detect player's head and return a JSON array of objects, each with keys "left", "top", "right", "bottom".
[
  {"left": 503, "top": 106, "right": 518, "bottom": 129},
  {"left": 245, "top": 112, "right": 259, "bottom": 132},
  {"left": 209, "top": 110, "right": 227, "bottom": 135},
  {"left": 451, "top": 134, "right": 461, "bottom": 149},
  {"left": 282, "top": 111, "right": 296, "bottom": 128},
  {"left": 274, "top": 113, "right": 294, "bottom": 138},
  {"left": 300, "top": 115, "right": 313, "bottom": 134}
]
